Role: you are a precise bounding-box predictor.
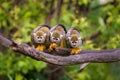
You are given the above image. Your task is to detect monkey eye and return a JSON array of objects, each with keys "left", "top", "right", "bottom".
[
  {"left": 53, "top": 37, "right": 55, "bottom": 40},
  {"left": 37, "top": 36, "right": 39, "bottom": 39},
  {"left": 40, "top": 36, "right": 42, "bottom": 39},
  {"left": 72, "top": 41, "right": 77, "bottom": 44},
  {"left": 56, "top": 38, "right": 59, "bottom": 40},
  {"left": 37, "top": 36, "right": 42, "bottom": 39},
  {"left": 75, "top": 41, "right": 77, "bottom": 43}
]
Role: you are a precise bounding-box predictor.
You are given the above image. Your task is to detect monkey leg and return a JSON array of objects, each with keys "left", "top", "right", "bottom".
[{"left": 71, "top": 48, "right": 81, "bottom": 55}]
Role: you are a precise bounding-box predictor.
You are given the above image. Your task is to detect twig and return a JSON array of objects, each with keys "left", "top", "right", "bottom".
[{"left": 78, "top": 62, "right": 90, "bottom": 72}]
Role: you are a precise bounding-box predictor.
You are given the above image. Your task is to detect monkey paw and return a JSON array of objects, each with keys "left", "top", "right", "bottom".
[
  {"left": 36, "top": 45, "right": 46, "bottom": 51},
  {"left": 48, "top": 43, "right": 58, "bottom": 51},
  {"left": 71, "top": 48, "right": 81, "bottom": 55}
]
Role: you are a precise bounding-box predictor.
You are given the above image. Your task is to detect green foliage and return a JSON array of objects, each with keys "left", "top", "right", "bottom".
[
  {"left": 0, "top": 0, "right": 120, "bottom": 80},
  {"left": 0, "top": 50, "right": 46, "bottom": 79}
]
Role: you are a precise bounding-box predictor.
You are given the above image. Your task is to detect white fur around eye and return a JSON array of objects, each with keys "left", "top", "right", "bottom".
[
  {"left": 52, "top": 37, "right": 54, "bottom": 39},
  {"left": 58, "top": 38, "right": 60, "bottom": 40}
]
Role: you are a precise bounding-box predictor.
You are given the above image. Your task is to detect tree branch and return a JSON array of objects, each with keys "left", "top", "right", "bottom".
[{"left": 0, "top": 35, "right": 120, "bottom": 66}]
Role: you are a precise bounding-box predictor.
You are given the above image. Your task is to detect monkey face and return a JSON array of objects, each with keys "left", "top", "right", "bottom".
[
  {"left": 68, "top": 35, "right": 82, "bottom": 48},
  {"left": 33, "top": 31, "right": 46, "bottom": 44},
  {"left": 50, "top": 31, "right": 63, "bottom": 44}
]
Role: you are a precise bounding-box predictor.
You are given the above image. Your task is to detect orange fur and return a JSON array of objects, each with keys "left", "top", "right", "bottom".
[
  {"left": 71, "top": 48, "right": 81, "bottom": 55},
  {"left": 48, "top": 43, "right": 58, "bottom": 51},
  {"left": 36, "top": 44, "right": 46, "bottom": 51}
]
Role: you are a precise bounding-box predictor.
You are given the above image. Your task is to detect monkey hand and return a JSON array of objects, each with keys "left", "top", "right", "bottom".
[
  {"left": 71, "top": 48, "right": 81, "bottom": 55},
  {"left": 36, "top": 45, "right": 46, "bottom": 51},
  {"left": 48, "top": 43, "right": 58, "bottom": 51}
]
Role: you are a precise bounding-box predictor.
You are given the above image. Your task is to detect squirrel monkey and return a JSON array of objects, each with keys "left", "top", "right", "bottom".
[
  {"left": 31, "top": 24, "right": 51, "bottom": 51},
  {"left": 49, "top": 24, "right": 67, "bottom": 51},
  {"left": 66, "top": 28, "right": 82, "bottom": 54}
]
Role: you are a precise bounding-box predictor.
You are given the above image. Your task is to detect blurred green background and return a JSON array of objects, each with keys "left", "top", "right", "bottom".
[{"left": 0, "top": 0, "right": 120, "bottom": 80}]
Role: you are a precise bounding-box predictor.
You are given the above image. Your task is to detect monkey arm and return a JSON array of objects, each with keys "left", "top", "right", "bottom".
[
  {"left": 48, "top": 43, "right": 58, "bottom": 51},
  {"left": 60, "top": 39, "right": 66, "bottom": 48}
]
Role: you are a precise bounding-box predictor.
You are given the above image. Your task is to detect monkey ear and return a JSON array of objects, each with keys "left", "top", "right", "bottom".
[
  {"left": 78, "top": 37, "right": 81, "bottom": 40},
  {"left": 43, "top": 33, "right": 47, "bottom": 36},
  {"left": 60, "top": 34, "right": 63, "bottom": 38},
  {"left": 33, "top": 33, "right": 36, "bottom": 36},
  {"left": 68, "top": 37, "right": 71, "bottom": 39}
]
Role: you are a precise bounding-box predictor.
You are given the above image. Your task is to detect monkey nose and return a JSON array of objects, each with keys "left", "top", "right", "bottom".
[
  {"left": 38, "top": 39, "right": 41, "bottom": 42},
  {"left": 73, "top": 44, "right": 76, "bottom": 47},
  {"left": 53, "top": 40, "right": 57, "bottom": 43},
  {"left": 53, "top": 41, "right": 56, "bottom": 43}
]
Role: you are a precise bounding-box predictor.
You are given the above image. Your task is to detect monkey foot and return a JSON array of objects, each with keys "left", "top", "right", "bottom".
[
  {"left": 71, "top": 48, "right": 81, "bottom": 55},
  {"left": 36, "top": 45, "right": 46, "bottom": 51},
  {"left": 48, "top": 43, "right": 58, "bottom": 51}
]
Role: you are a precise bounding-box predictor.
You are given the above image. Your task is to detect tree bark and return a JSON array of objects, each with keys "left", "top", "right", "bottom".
[{"left": 0, "top": 34, "right": 120, "bottom": 66}]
